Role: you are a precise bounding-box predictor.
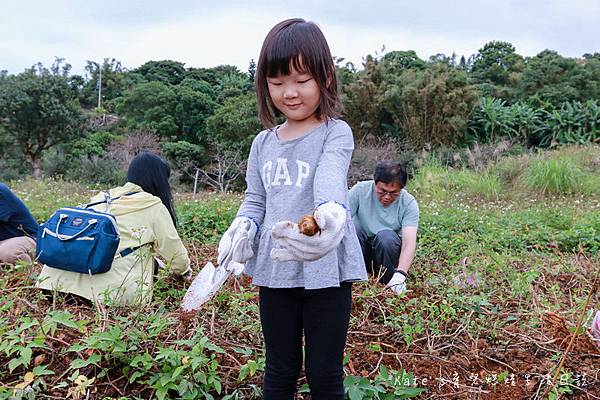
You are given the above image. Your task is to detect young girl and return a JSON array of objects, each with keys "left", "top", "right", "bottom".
[{"left": 218, "top": 18, "right": 367, "bottom": 399}]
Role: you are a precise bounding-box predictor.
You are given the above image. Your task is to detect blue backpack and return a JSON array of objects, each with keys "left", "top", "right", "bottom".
[{"left": 36, "top": 192, "right": 140, "bottom": 275}]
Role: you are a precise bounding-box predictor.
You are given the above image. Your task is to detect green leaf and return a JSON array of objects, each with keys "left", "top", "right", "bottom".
[
  {"left": 172, "top": 365, "right": 185, "bottom": 380},
  {"left": 8, "top": 357, "right": 22, "bottom": 372},
  {"left": 348, "top": 385, "right": 363, "bottom": 400},
  {"left": 160, "top": 373, "right": 173, "bottom": 386},
  {"left": 46, "top": 311, "right": 80, "bottom": 330},
  {"left": 32, "top": 365, "right": 55, "bottom": 376},
  {"left": 20, "top": 347, "right": 33, "bottom": 365},
  {"left": 238, "top": 365, "right": 249, "bottom": 382},
  {"left": 69, "top": 354, "right": 101, "bottom": 369}
]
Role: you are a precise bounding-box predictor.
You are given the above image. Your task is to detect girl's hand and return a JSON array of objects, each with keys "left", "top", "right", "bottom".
[
  {"left": 270, "top": 202, "right": 346, "bottom": 262},
  {"left": 218, "top": 216, "right": 257, "bottom": 275}
]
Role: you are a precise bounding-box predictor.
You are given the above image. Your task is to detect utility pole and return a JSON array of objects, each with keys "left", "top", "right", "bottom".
[{"left": 97, "top": 64, "right": 102, "bottom": 110}]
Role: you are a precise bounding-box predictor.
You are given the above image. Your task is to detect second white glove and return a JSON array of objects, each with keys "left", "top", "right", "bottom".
[
  {"left": 270, "top": 202, "right": 347, "bottom": 262},
  {"left": 386, "top": 272, "right": 407, "bottom": 294}
]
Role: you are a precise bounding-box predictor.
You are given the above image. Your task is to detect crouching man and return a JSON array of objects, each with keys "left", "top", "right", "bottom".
[{"left": 348, "top": 161, "right": 419, "bottom": 294}]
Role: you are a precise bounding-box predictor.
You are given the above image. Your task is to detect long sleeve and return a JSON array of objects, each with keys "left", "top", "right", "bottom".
[
  {"left": 152, "top": 204, "right": 190, "bottom": 275},
  {"left": 313, "top": 121, "right": 354, "bottom": 208},
  {"left": 237, "top": 135, "right": 266, "bottom": 225},
  {"left": 0, "top": 183, "right": 39, "bottom": 237}
]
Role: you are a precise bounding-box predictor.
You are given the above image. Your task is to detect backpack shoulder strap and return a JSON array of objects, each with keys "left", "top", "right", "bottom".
[{"left": 83, "top": 191, "right": 140, "bottom": 209}]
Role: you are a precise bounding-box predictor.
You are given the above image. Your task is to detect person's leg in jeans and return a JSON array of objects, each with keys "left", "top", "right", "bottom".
[
  {"left": 304, "top": 283, "right": 352, "bottom": 400},
  {"left": 353, "top": 219, "right": 374, "bottom": 274},
  {"left": 259, "top": 287, "right": 303, "bottom": 400},
  {"left": 371, "top": 229, "right": 402, "bottom": 284},
  {"left": 0, "top": 236, "right": 36, "bottom": 265}
]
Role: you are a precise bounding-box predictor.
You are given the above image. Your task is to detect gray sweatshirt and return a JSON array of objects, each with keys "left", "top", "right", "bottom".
[{"left": 237, "top": 119, "right": 368, "bottom": 289}]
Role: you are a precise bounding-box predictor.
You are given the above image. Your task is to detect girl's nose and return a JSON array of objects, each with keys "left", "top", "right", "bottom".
[{"left": 283, "top": 86, "right": 298, "bottom": 99}]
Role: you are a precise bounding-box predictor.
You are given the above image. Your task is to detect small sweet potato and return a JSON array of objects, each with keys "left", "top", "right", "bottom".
[{"left": 298, "top": 215, "right": 320, "bottom": 236}]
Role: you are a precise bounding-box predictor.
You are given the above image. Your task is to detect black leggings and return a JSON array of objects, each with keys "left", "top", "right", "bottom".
[{"left": 259, "top": 283, "right": 352, "bottom": 400}]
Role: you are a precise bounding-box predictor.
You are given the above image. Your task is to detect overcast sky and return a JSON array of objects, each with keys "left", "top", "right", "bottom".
[{"left": 1, "top": 0, "right": 598, "bottom": 76}]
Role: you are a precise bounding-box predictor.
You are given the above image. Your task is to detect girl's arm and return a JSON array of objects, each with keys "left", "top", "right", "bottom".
[
  {"left": 236, "top": 135, "right": 266, "bottom": 226},
  {"left": 313, "top": 121, "right": 354, "bottom": 207}
]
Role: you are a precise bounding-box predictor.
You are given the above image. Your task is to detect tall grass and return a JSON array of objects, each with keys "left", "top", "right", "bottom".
[
  {"left": 409, "top": 161, "right": 502, "bottom": 200},
  {"left": 523, "top": 156, "right": 586, "bottom": 195},
  {"left": 454, "top": 170, "right": 502, "bottom": 199},
  {"left": 407, "top": 161, "right": 449, "bottom": 199}
]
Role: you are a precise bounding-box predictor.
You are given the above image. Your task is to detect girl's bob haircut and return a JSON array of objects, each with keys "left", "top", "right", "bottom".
[{"left": 256, "top": 18, "right": 341, "bottom": 128}]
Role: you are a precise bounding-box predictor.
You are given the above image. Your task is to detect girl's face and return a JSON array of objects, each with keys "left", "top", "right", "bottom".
[{"left": 267, "top": 65, "right": 321, "bottom": 124}]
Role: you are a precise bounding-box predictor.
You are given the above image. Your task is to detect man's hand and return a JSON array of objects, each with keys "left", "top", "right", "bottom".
[
  {"left": 217, "top": 217, "right": 257, "bottom": 275},
  {"left": 270, "top": 202, "right": 347, "bottom": 262},
  {"left": 386, "top": 271, "right": 407, "bottom": 294}
]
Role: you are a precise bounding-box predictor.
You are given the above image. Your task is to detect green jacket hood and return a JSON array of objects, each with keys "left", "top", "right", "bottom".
[{"left": 89, "top": 182, "right": 162, "bottom": 216}]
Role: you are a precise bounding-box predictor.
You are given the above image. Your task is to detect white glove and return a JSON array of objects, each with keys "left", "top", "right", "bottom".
[
  {"left": 386, "top": 272, "right": 407, "bottom": 294},
  {"left": 270, "top": 202, "right": 347, "bottom": 262},
  {"left": 217, "top": 216, "right": 257, "bottom": 275}
]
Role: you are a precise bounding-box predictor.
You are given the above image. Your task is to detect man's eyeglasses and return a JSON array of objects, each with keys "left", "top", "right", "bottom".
[{"left": 375, "top": 189, "right": 401, "bottom": 198}]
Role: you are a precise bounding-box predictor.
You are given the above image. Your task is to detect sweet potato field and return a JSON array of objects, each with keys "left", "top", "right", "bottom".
[{"left": 1, "top": 146, "right": 599, "bottom": 399}]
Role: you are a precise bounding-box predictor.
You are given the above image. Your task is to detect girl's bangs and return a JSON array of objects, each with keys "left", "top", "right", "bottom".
[{"left": 265, "top": 43, "right": 310, "bottom": 77}]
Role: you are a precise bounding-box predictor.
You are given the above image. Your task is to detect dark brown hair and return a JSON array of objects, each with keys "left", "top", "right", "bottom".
[
  {"left": 373, "top": 160, "right": 408, "bottom": 187},
  {"left": 255, "top": 18, "right": 341, "bottom": 128}
]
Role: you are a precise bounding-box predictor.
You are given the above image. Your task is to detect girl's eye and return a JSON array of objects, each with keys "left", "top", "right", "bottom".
[
  {"left": 268, "top": 81, "right": 282, "bottom": 86},
  {"left": 298, "top": 79, "right": 311, "bottom": 84}
]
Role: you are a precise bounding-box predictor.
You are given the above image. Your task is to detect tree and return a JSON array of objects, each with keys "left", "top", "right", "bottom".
[
  {"left": 428, "top": 53, "right": 458, "bottom": 66},
  {"left": 79, "top": 58, "right": 128, "bottom": 109},
  {"left": 205, "top": 93, "right": 262, "bottom": 152},
  {"left": 116, "top": 79, "right": 217, "bottom": 143},
  {"left": 472, "top": 41, "right": 523, "bottom": 85},
  {"left": 381, "top": 63, "right": 479, "bottom": 147},
  {"left": 381, "top": 50, "right": 427, "bottom": 74},
  {"left": 133, "top": 60, "right": 186, "bottom": 86},
  {"left": 517, "top": 50, "right": 585, "bottom": 107},
  {"left": 0, "top": 63, "right": 83, "bottom": 177},
  {"left": 198, "top": 139, "right": 248, "bottom": 193},
  {"left": 184, "top": 65, "right": 251, "bottom": 103},
  {"left": 247, "top": 59, "right": 256, "bottom": 84},
  {"left": 471, "top": 41, "right": 524, "bottom": 100},
  {"left": 341, "top": 55, "right": 389, "bottom": 140},
  {"left": 578, "top": 53, "right": 600, "bottom": 101},
  {"left": 174, "top": 80, "right": 217, "bottom": 143},
  {"left": 162, "top": 140, "right": 207, "bottom": 190},
  {"left": 115, "top": 81, "right": 178, "bottom": 137}
]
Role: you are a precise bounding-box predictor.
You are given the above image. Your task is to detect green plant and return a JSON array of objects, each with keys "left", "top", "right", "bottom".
[
  {"left": 177, "top": 195, "right": 240, "bottom": 244},
  {"left": 453, "top": 169, "right": 502, "bottom": 199},
  {"left": 523, "top": 156, "right": 586, "bottom": 194},
  {"left": 546, "top": 368, "right": 574, "bottom": 400},
  {"left": 147, "top": 334, "right": 224, "bottom": 400},
  {"left": 535, "top": 100, "right": 600, "bottom": 147},
  {"left": 337, "top": 366, "right": 426, "bottom": 400}
]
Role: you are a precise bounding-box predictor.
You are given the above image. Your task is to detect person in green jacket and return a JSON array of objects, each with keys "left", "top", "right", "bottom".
[{"left": 37, "top": 152, "right": 191, "bottom": 306}]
